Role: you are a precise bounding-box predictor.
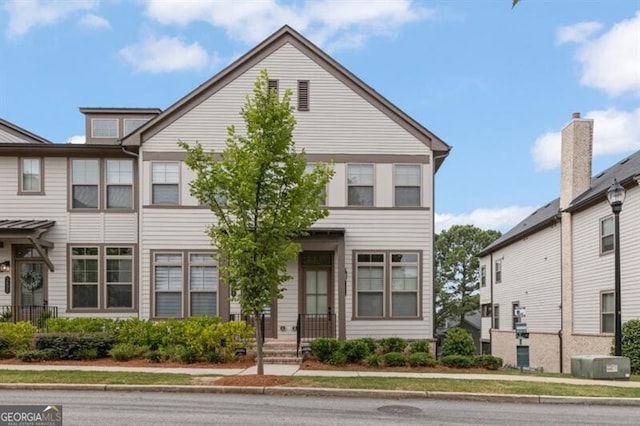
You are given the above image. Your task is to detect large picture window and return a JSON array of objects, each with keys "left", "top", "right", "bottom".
[
  {"left": 355, "top": 251, "right": 421, "bottom": 319},
  {"left": 153, "top": 251, "right": 219, "bottom": 318},
  {"left": 152, "top": 162, "right": 179, "bottom": 205},
  {"left": 394, "top": 165, "right": 421, "bottom": 207},
  {"left": 347, "top": 164, "right": 374, "bottom": 206},
  {"left": 70, "top": 246, "right": 135, "bottom": 311}
]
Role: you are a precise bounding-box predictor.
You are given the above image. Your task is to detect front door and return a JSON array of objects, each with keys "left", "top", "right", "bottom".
[
  {"left": 16, "top": 260, "right": 46, "bottom": 306},
  {"left": 300, "top": 252, "right": 334, "bottom": 338}
]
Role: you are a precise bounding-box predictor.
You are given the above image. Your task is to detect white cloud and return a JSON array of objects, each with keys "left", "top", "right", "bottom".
[
  {"left": 66, "top": 135, "right": 86, "bottom": 144},
  {"left": 119, "top": 34, "right": 211, "bottom": 74},
  {"left": 531, "top": 108, "right": 640, "bottom": 171},
  {"left": 78, "top": 13, "right": 110, "bottom": 30},
  {"left": 556, "top": 21, "right": 603, "bottom": 44},
  {"left": 142, "top": 0, "right": 431, "bottom": 51},
  {"left": 4, "top": 0, "right": 97, "bottom": 38},
  {"left": 435, "top": 206, "right": 536, "bottom": 233},
  {"left": 562, "top": 12, "right": 640, "bottom": 96}
]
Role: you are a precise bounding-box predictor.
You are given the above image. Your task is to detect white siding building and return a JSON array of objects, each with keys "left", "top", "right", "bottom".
[{"left": 479, "top": 113, "right": 640, "bottom": 372}]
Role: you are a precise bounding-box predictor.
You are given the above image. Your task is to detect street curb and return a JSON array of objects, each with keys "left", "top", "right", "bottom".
[{"left": 1, "top": 383, "right": 639, "bottom": 406}]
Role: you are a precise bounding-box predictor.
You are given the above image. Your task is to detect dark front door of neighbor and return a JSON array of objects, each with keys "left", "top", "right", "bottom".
[{"left": 300, "top": 252, "right": 334, "bottom": 338}]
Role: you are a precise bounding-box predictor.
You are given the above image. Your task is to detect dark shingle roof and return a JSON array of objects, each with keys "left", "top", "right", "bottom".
[
  {"left": 479, "top": 149, "right": 640, "bottom": 257},
  {"left": 0, "top": 220, "right": 56, "bottom": 231}
]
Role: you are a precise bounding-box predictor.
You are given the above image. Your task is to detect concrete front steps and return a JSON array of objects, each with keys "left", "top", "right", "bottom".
[{"left": 262, "top": 340, "right": 302, "bottom": 365}]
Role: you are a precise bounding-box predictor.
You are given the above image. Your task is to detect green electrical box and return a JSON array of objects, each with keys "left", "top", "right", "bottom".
[{"left": 517, "top": 345, "right": 529, "bottom": 368}]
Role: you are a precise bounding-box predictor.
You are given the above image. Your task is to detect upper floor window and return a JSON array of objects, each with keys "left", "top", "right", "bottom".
[
  {"left": 601, "top": 291, "right": 614, "bottom": 333},
  {"left": 20, "top": 158, "right": 42, "bottom": 194},
  {"left": 305, "top": 164, "right": 326, "bottom": 206},
  {"left": 92, "top": 119, "right": 118, "bottom": 138},
  {"left": 72, "top": 159, "right": 99, "bottom": 208},
  {"left": 297, "top": 80, "right": 309, "bottom": 111},
  {"left": 481, "top": 303, "right": 492, "bottom": 317},
  {"left": 600, "top": 216, "right": 614, "bottom": 254},
  {"left": 394, "top": 164, "right": 421, "bottom": 206},
  {"left": 347, "top": 164, "right": 374, "bottom": 206},
  {"left": 493, "top": 304, "right": 500, "bottom": 329},
  {"left": 512, "top": 301, "right": 520, "bottom": 330},
  {"left": 106, "top": 160, "right": 133, "bottom": 209},
  {"left": 495, "top": 259, "right": 502, "bottom": 283},
  {"left": 268, "top": 79, "right": 279, "bottom": 95},
  {"left": 124, "top": 119, "right": 149, "bottom": 136},
  {"left": 152, "top": 162, "right": 179, "bottom": 205},
  {"left": 480, "top": 265, "right": 486, "bottom": 287}
]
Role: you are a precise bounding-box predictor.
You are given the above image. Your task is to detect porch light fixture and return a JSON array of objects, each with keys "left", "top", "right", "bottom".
[
  {"left": 606, "top": 179, "right": 626, "bottom": 357},
  {"left": 0, "top": 261, "right": 9, "bottom": 273}
]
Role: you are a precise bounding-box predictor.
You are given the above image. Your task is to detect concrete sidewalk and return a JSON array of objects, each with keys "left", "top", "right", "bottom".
[{"left": 1, "top": 363, "right": 639, "bottom": 388}]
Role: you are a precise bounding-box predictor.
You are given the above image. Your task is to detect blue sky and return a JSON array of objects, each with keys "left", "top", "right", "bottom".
[{"left": 1, "top": 0, "right": 638, "bottom": 233}]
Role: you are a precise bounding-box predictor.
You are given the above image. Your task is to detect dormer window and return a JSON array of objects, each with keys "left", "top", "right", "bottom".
[
  {"left": 92, "top": 119, "right": 118, "bottom": 138},
  {"left": 124, "top": 118, "right": 149, "bottom": 136}
]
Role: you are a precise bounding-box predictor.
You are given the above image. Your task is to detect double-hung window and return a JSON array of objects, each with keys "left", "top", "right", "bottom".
[
  {"left": 495, "top": 260, "right": 502, "bottom": 283},
  {"left": 189, "top": 254, "right": 218, "bottom": 316},
  {"left": 394, "top": 165, "right": 421, "bottom": 206},
  {"left": 20, "top": 158, "right": 43, "bottom": 194},
  {"left": 480, "top": 266, "right": 486, "bottom": 287},
  {"left": 106, "top": 160, "right": 133, "bottom": 209},
  {"left": 601, "top": 291, "right": 614, "bottom": 333},
  {"left": 152, "top": 162, "right": 179, "bottom": 205},
  {"left": 493, "top": 305, "right": 500, "bottom": 329},
  {"left": 600, "top": 216, "right": 614, "bottom": 254},
  {"left": 71, "top": 247, "right": 99, "bottom": 308},
  {"left": 154, "top": 253, "right": 183, "bottom": 317},
  {"left": 347, "top": 164, "right": 374, "bottom": 206},
  {"left": 355, "top": 251, "right": 421, "bottom": 319},
  {"left": 72, "top": 159, "right": 99, "bottom": 208},
  {"left": 106, "top": 247, "right": 133, "bottom": 308}
]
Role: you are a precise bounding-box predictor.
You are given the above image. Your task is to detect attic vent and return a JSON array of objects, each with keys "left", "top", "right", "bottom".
[
  {"left": 595, "top": 172, "right": 605, "bottom": 179},
  {"left": 268, "top": 79, "right": 279, "bottom": 95},
  {"left": 297, "top": 80, "right": 309, "bottom": 111}
]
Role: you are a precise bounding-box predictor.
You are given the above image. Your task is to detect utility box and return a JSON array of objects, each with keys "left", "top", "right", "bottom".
[{"left": 570, "top": 355, "right": 630, "bottom": 380}]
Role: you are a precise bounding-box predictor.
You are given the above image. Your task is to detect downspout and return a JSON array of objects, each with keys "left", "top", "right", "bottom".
[
  {"left": 556, "top": 211, "right": 563, "bottom": 373},
  {"left": 489, "top": 253, "right": 494, "bottom": 352}
]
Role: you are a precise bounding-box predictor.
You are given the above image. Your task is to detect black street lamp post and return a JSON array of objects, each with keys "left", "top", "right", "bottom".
[{"left": 606, "top": 179, "right": 626, "bottom": 357}]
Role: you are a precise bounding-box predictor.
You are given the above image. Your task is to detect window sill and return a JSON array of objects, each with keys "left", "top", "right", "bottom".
[{"left": 351, "top": 316, "right": 423, "bottom": 321}]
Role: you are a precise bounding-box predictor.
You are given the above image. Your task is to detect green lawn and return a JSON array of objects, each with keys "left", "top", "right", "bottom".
[{"left": 0, "top": 370, "right": 193, "bottom": 385}]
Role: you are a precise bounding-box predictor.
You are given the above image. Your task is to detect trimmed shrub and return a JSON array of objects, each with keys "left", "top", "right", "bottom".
[
  {"left": 16, "top": 348, "right": 60, "bottom": 362},
  {"left": 0, "top": 321, "right": 37, "bottom": 354},
  {"left": 380, "top": 337, "right": 407, "bottom": 354},
  {"left": 327, "top": 350, "right": 347, "bottom": 366},
  {"left": 474, "top": 355, "right": 503, "bottom": 370},
  {"left": 382, "top": 351, "right": 407, "bottom": 367},
  {"left": 365, "top": 353, "right": 382, "bottom": 368},
  {"left": 115, "top": 318, "right": 163, "bottom": 349},
  {"left": 342, "top": 339, "right": 372, "bottom": 363},
  {"left": 45, "top": 317, "right": 119, "bottom": 333},
  {"left": 77, "top": 348, "right": 98, "bottom": 361},
  {"left": 358, "top": 337, "right": 378, "bottom": 354},
  {"left": 203, "top": 351, "right": 225, "bottom": 364},
  {"left": 310, "top": 338, "right": 342, "bottom": 363},
  {"left": 441, "top": 355, "right": 475, "bottom": 369},
  {"left": 144, "top": 350, "right": 162, "bottom": 363},
  {"left": 441, "top": 327, "right": 475, "bottom": 357},
  {"left": 34, "top": 332, "right": 114, "bottom": 360},
  {"left": 407, "top": 352, "right": 436, "bottom": 368},
  {"left": 109, "top": 343, "right": 149, "bottom": 361},
  {"left": 622, "top": 319, "right": 640, "bottom": 374},
  {"left": 409, "top": 340, "right": 431, "bottom": 354}
]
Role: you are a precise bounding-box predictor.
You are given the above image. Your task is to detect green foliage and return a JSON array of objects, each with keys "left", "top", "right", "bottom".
[
  {"left": 622, "top": 319, "right": 640, "bottom": 374},
  {"left": 441, "top": 355, "right": 475, "bottom": 368},
  {"left": 474, "top": 354, "right": 503, "bottom": 370},
  {"left": 34, "top": 332, "right": 114, "bottom": 360},
  {"left": 160, "top": 345, "right": 199, "bottom": 364},
  {"left": 45, "top": 317, "right": 119, "bottom": 333},
  {"left": 310, "top": 338, "right": 342, "bottom": 363},
  {"left": 115, "top": 318, "right": 164, "bottom": 349},
  {"left": 109, "top": 343, "right": 149, "bottom": 361},
  {"left": 382, "top": 351, "right": 407, "bottom": 367},
  {"left": 435, "top": 225, "right": 501, "bottom": 328},
  {"left": 409, "top": 340, "right": 431, "bottom": 354},
  {"left": 356, "top": 337, "right": 378, "bottom": 354},
  {"left": 407, "top": 352, "right": 436, "bottom": 367},
  {"left": 342, "top": 339, "right": 372, "bottom": 363},
  {"left": 203, "top": 351, "right": 225, "bottom": 364},
  {"left": 0, "top": 321, "right": 37, "bottom": 354},
  {"left": 179, "top": 70, "right": 334, "bottom": 374},
  {"left": 365, "top": 353, "right": 382, "bottom": 368},
  {"left": 144, "top": 350, "right": 162, "bottom": 363},
  {"left": 379, "top": 337, "right": 407, "bottom": 354},
  {"left": 327, "top": 350, "right": 347, "bottom": 366},
  {"left": 77, "top": 348, "right": 99, "bottom": 361},
  {"left": 441, "top": 327, "right": 476, "bottom": 357}
]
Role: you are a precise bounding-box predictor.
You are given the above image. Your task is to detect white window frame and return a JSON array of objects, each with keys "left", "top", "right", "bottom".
[
  {"left": 347, "top": 164, "right": 374, "bottom": 206},
  {"left": 600, "top": 291, "right": 614, "bottom": 334},
  {"left": 19, "top": 157, "right": 43, "bottom": 194},
  {"left": 91, "top": 118, "right": 119, "bottom": 138},
  {"left": 393, "top": 164, "right": 421, "bottom": 207},
  {"left": 152, "top": 162, "right": 180, "bottom": 205},
  {"left": 495, "top": 259, "right": 502, "bottom": 283},
  {"left": 600, "top": 216, "right": 614, "bottom": 255}
]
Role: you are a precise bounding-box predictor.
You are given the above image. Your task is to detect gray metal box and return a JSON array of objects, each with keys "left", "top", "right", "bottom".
[{"left": 570, "top": 355, "right": 630, "bottom": 380}]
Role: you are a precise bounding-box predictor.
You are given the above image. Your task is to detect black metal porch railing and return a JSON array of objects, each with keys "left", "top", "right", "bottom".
[
  {"left": 229, "top": 313, "right": 265, "bottom": 344},
  {"left": 296, "top": 312, "right": 336, "bottom": 356},
  {"left": 0, "top": 305, "right": 58, "bottom": 329}
]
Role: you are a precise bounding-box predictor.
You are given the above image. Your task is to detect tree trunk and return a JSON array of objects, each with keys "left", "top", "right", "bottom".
[{"left": 254, "top": 310, "right": 264, "bottom": 375}]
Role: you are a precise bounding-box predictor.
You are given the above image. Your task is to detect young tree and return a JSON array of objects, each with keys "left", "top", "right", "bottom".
[
  {"left": 179, "top": 70, "right": 334, "bottom": 375},
  {"left": 435, "top": 225, "right": 501, "bottom": 329}
]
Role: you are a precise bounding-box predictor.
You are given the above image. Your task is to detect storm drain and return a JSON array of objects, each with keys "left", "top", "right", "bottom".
[{"left": 377, "top": 405, "right": 423, "bottom": 416}]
